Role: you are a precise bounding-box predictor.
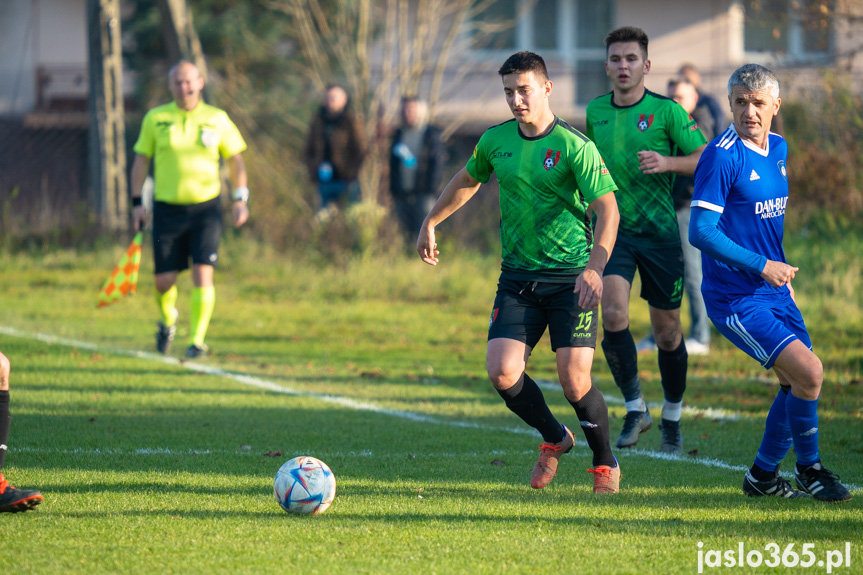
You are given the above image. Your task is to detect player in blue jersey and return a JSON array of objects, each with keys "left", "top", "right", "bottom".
[{"left": 690, "top": 64, "right": 852, "bottom": 502}]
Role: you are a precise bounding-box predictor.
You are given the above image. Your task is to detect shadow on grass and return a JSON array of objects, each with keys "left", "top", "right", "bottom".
[{"left": 32, "top": 484, "right": 863, "bottom": 543}]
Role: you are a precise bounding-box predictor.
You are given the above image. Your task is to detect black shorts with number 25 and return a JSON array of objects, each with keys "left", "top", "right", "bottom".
[
  {"left": 152, "top": 197, "right": 223, "bottom": 274},
  {"left": 488, "top": 273, "right": 599, "bottom": 351}
]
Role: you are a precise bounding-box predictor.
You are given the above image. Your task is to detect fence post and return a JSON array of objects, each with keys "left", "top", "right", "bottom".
[{"left": 87, "top": 0, "right": 127, "bottom": 230}]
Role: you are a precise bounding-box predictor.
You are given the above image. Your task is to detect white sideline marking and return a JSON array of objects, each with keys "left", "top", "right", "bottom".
[
  {"left": 535, "top": 379, "right": 746, "bottom": 421},
  {"left": 1, "top": 325, "right": 859, "bottom": 492}
]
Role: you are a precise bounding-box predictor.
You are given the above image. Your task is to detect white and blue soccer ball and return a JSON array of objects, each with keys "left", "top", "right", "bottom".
[{"left": 274, "top": 456, "right": 336, "bottom": 515}]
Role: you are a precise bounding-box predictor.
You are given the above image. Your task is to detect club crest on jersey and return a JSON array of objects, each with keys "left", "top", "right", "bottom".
[
  {"left": 543, "top": 149, "right": 561, "bottom": 171},
  {"left": 777, "top": 160, "right": 787, "bottom": 181},
  {"left": 637, "top": 114, "right": 654, "bottom": 132}
]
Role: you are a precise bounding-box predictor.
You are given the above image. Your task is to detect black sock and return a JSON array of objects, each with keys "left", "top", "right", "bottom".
[
  {"left": 569, "top": 386, "right": 616, "bottom": 467},
  {"left": 497, "top": 373, "right": 564, "bottom": 443},
  {"left": 658, "top": 338, "right": 688, "bottom": 403},
  {"left": 601, "top": 328, "right": 641, "bottom": 402},
  {"left": 796, "top": 461, "right": 821, "bottom": 473},
  {"left": 750, "top": 463, "right": 777, "bottom": 482},
  {"left": 0, "top": 390, "right": 9, "bottom": 470}
]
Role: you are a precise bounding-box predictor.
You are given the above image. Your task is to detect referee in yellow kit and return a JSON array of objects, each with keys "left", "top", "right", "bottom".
[{"left": 130, "top": 60, "right": 249, "bottom": 358}]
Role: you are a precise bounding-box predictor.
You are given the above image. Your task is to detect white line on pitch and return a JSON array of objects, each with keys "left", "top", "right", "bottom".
[
  {"left": 1, "top": 325, "right": 858, "bottom": 492},
  {"left": 535, "top": 379, "right": 747, "bottom": 421}
]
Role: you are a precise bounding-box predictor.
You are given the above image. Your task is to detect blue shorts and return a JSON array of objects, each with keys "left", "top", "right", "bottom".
[{"left": 710, "top": 294, "right": 811, "bottom": 369}]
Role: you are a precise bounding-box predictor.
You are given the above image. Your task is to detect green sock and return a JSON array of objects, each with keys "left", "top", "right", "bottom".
[
  {"left": 189, "top": 286, "right": 215, "bottom": 347},
  {"left": 156, "top": 286, "right": 179, "bottom": 326}
]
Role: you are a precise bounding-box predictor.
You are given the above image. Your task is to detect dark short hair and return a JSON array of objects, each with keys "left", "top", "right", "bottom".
[
  {"left": 498, "top": 51, "right": 548, "bottom": 83},
  {"left": 604, "top": 26, "right": 649, "bottom": 59}
]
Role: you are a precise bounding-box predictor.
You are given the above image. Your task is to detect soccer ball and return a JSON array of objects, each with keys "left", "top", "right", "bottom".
[{"left": 273, "top": 456, "right": 336, "bottom": 515}]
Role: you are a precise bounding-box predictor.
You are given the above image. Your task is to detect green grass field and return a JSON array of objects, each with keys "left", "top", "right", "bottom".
[{"left": 1, "top": 235, "right": 861, "bottom": 574}]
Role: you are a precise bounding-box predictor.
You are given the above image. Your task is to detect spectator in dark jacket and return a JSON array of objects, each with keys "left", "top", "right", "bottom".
[
  {"left": 678, "top": 63, "right": 727, "bottom": 135},
  {"left": 389, "top": 96, "right": 445, "bottom": 240},
  {"left": 304, "top": 85, "right": 368, "bottom": 219}
]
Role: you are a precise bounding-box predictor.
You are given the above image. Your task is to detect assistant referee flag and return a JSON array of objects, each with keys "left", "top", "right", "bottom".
[{"left": 97, "top": 232, "right": 143, "bottom": 308}]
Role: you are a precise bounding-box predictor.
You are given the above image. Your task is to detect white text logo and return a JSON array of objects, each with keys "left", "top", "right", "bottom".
[{"left": 755, "top": 197, "right": 788, "bottom": 220}]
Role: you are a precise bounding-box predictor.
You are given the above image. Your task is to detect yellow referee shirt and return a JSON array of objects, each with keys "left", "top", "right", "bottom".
[{"left": 133, "top": 101, "right": 247, "bottom": 205}]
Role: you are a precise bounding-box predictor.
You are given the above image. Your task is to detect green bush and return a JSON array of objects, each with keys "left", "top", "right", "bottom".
[{"left": 782, "top": 72, "right": 863, "bottom": 230}]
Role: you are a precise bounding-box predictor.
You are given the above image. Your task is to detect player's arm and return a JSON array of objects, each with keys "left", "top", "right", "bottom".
[
  {"left": 638, "top": 143, "right": 706, "bottom": 176},
  {"left": 575, "top": 192, "right": 619, "bottom": 309},
  {"left": 130, "top": 154, "right": 151, "bottom": 232},
  {"left": 227, "top": 153, "right": 249, "bottom": 228},
  {"left": 416, "top": 167, "right": 481, "bottom": 266},
  {"left": 689, "top": 207, "right": 797, "bottom": 287}
]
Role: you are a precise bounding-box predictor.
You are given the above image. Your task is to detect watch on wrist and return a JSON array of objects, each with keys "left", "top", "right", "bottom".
[{"left": 232, "top": 187, "right": 250, "bottom": 204}]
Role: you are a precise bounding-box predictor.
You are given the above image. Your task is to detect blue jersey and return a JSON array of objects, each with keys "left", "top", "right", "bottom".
[{"left": 691, "top": 126, "right": 789, "bottom": 316}]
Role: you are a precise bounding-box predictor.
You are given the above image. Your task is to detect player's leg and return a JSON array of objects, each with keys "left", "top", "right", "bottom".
[
  {"left": 601, "top": 273, "right": 652, "bottom": 447},
  {"left": 557, "top": 349, "right": 619, "bottom": 494},
  {"left": 650, "top": 305, "right": 687, "bottom": 453},
  {"left": 0, "top": 351, "right": 43, "bottom": 513},
  {"left": 154, "top": 272, "right": 180, "bottom": 353},
  {"left": 152, "top": 201, "right": 189, "bottom": 354},
  {"left": 711, "top": 301, "right": 836, "bottom": 499},
  {"left": 0, "top": 352, "right": 10, "bottom": 471},
  {"left": 186, "top": 199, "right": 222, "bottom": 358},
  {"left": 600, "top": 236, "right": 648, "bottom": 421},
  {"left": 772, "top": 341, "right": 852, "bottom": 502},
  {"left": 548, "top": 282, "right": 618, "bottom": 493},
  {"left": 712, "top": 304, "right": 801, "bottom": 496},
  {"left": 641, "top": 243, "right": 687, "bottom": 453},
  {"left": 487, "top": 338, "right": 570, "bottom": 489},
  {"left": 487, "top": 337, "right": 553, "bottom": 434},
  {"left": 188, "top": 264, "right": 215, "bottom": 357},
  {"left": 677, "top": 207, "right": 710, "bottom": 353},
  {"left": 487, "top": 277, "right": 568, "bottom": 489}
]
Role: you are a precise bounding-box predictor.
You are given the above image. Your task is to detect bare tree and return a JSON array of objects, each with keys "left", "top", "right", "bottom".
[{"left": 266, "top": 0, "right": 514, "bottom": 209}]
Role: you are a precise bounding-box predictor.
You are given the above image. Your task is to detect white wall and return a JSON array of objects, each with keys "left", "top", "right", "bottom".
[
  {"left": 616, "top": 0, "right": 735, "bottom": 104},
  {"left": 0, "top": 0, "right": 87, "bottom": 115},
  {"left": 0, "top": 0, "right": 36, "bottom": 114}
]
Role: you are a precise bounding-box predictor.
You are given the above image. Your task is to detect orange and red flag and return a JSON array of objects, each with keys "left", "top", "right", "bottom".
[{"left": 97, "top": 232, "right": 142, "bottom": 308}]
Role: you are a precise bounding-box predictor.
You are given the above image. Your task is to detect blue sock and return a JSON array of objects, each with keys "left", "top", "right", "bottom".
[
  {"left": 786, "top": 391, "right": 820, "bottom": 467},
  {"left": 753, "top": 386, "right": 792, "bottom": 472}
]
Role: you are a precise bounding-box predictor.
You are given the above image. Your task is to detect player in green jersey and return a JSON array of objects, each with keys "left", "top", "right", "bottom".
[
  {"left": 586, "top": 27, "right": 707, "bottom": 453},
  {"left": 418, "top": 51, "right": 622, "bottom": 493}
]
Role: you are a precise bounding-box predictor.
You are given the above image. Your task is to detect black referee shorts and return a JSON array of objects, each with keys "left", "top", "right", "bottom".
[{"left": 152, "top": 197, "right": 223, "bottom": 274}]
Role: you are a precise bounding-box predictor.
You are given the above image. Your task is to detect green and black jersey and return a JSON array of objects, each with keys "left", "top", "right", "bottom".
[
  {"left": 586, "top": 89, "right": 707, "bottom": 243},
  {"left": 466, "top": 117, "right": 617, "bottom": 280}
]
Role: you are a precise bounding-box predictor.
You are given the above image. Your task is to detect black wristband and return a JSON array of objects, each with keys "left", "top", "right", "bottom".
[{"left": 131, "top": 196, "right": 143, "bottom": 207}]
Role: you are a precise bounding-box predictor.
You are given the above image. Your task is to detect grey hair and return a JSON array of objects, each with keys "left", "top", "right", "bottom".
[{"left": 727, "top": 63, "right": 779, "bottom": 99}]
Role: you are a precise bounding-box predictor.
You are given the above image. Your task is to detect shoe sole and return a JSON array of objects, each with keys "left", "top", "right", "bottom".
[{"left": 0, "top": 494, "right": 43, "bottom": 513}]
